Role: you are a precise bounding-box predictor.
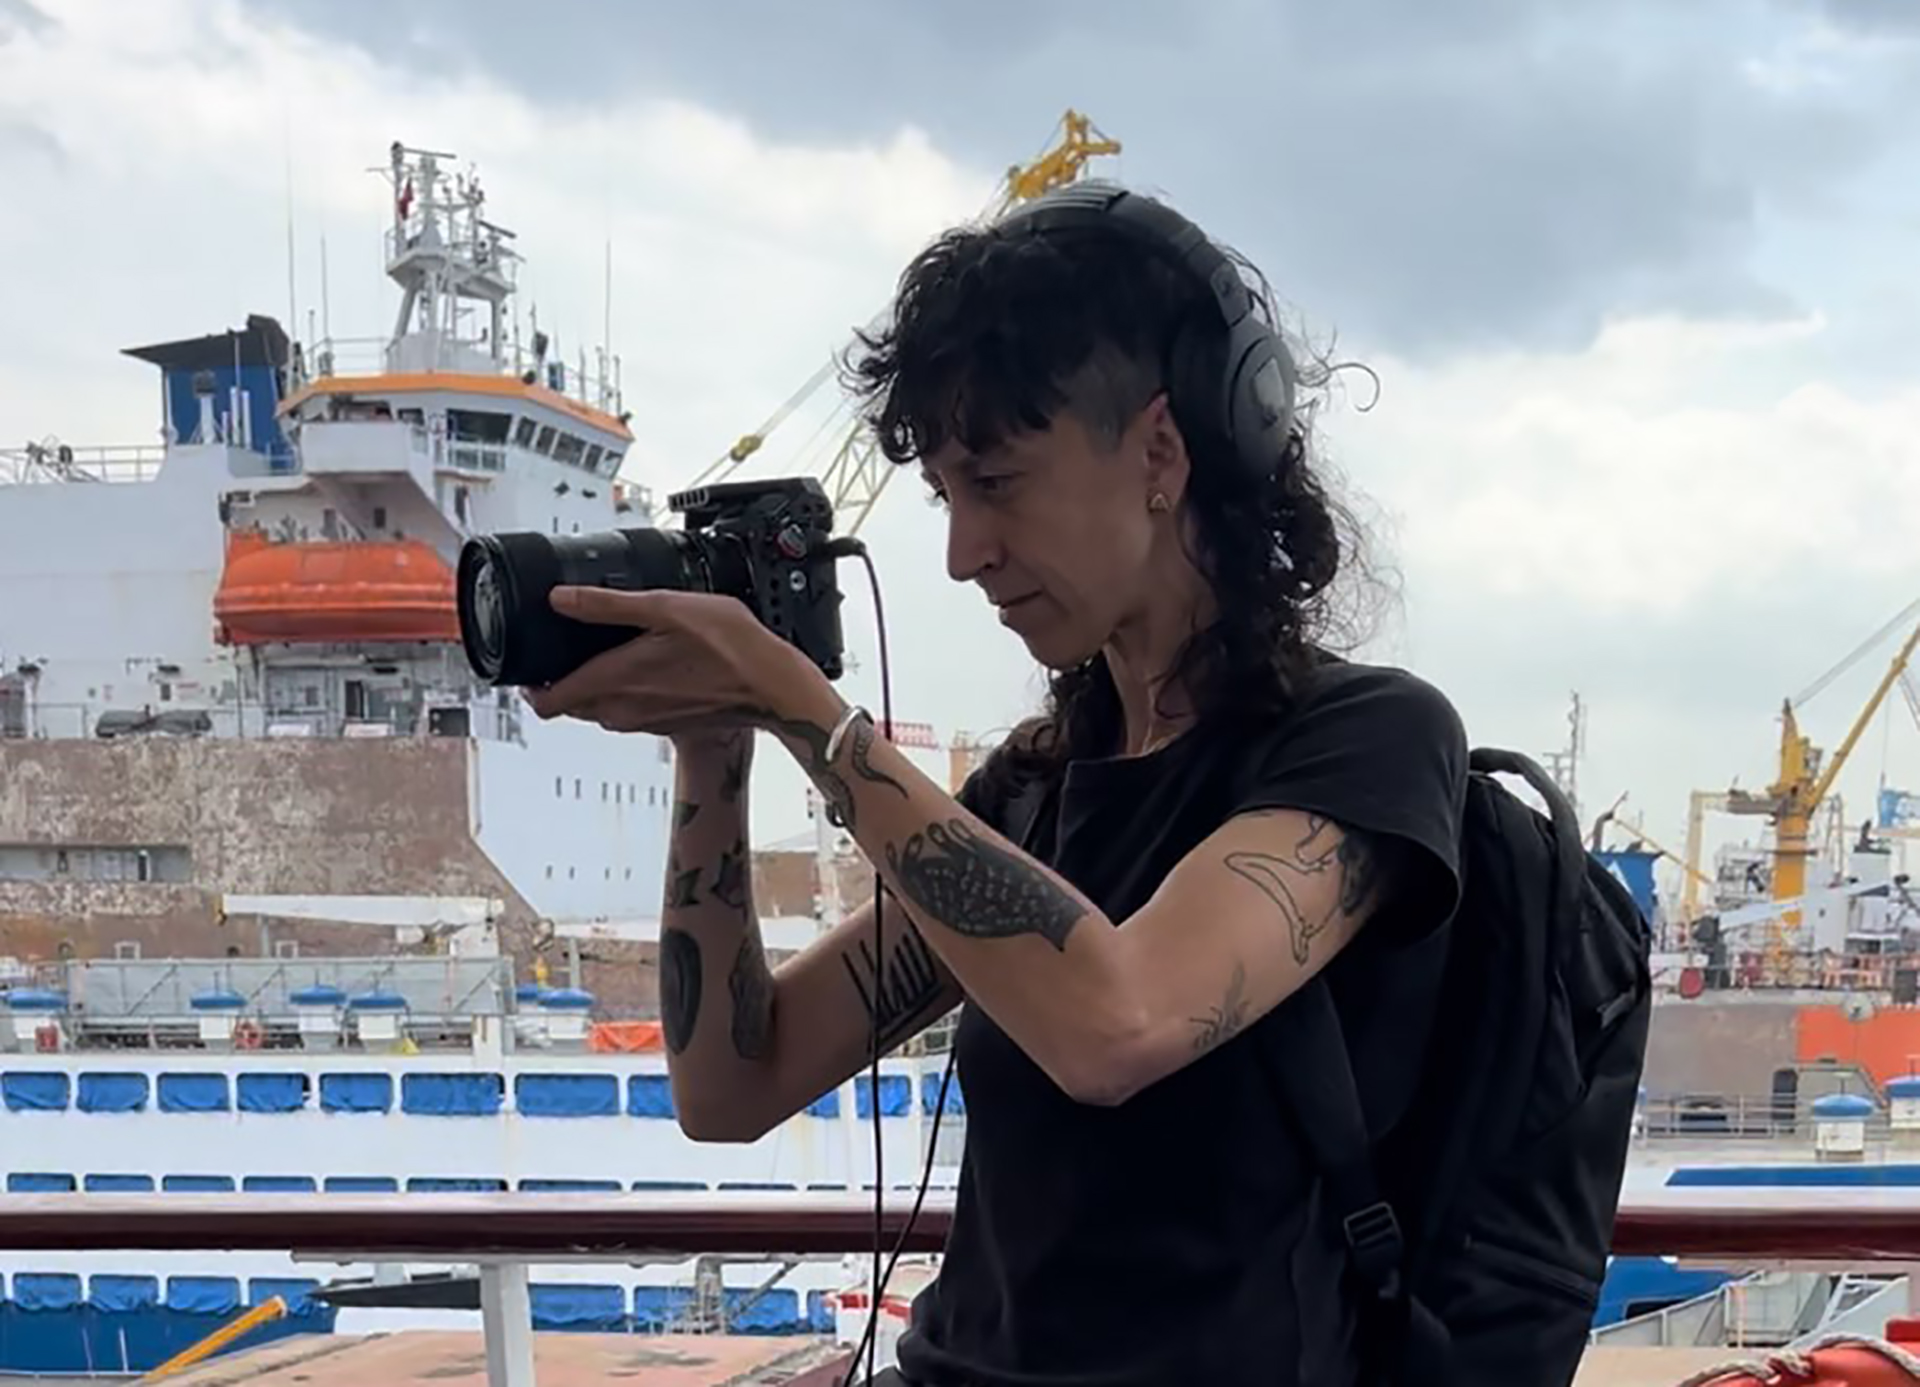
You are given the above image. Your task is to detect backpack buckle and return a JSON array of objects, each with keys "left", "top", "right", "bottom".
[{"left": 1341, "top": 1201, "right": 1404, "bottom": 1299}]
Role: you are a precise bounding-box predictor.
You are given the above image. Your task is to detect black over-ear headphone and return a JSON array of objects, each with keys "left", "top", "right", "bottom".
[{"left": 993, "top": 180, "right": 1297, "bottom": 484}]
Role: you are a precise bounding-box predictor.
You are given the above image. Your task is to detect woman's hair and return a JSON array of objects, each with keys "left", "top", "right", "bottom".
[{"left": 843, "top": 189, "right": 1384, "bottom": 811}]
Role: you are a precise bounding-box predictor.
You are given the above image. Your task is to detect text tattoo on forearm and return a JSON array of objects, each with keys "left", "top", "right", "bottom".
[{"left": 841, "top": 914, "right": 945, "bottom": 1054}]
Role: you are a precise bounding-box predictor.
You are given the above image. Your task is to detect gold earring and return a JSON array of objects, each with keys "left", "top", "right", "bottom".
[{"left": 1148, "top": 492, "right": 1171, "bottom": 513}]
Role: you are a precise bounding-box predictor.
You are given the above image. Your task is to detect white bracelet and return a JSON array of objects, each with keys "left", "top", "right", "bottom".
[{"left": 824, "top": 704, "right": 871, "bottom": 765}]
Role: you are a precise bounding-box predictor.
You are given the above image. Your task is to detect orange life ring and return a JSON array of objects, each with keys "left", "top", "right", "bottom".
[
  {"left": 1680, "top": 1335, "right": 1920, "bottom": 1385},
  {"left": 232, "top": 1019, "right": 263, "bottom": 1050}
]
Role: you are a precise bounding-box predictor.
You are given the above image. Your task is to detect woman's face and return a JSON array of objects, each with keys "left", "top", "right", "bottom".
[{"left": 922, "top": 398, "right": 1192, "bottom": 670}]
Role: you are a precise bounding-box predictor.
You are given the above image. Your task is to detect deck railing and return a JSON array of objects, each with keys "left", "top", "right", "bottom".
[{"left": 2, "top": 1189, "right": 1916, "bottom": 1386}]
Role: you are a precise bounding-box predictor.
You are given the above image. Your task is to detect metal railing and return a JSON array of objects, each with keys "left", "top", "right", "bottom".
[
  {"left": 0, "top": 1189, "right": 1915, "bottom": 1386},
  {"left": 0, "top": 442, "right": 166, "bottom": 485}
]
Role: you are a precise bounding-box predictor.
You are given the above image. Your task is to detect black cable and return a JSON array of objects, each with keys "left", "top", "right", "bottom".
[{"left": 835, "top": 542, "right": 957, "bottom": 1386}]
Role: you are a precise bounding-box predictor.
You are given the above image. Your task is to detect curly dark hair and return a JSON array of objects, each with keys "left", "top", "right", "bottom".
[{"left": 843, "top": 186, "right": 1382, "bottom": 811}]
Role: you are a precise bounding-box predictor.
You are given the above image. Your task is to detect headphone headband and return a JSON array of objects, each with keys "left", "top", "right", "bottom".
[{"left": 995, "top": 182, "right": 1295, "bottom": 483}]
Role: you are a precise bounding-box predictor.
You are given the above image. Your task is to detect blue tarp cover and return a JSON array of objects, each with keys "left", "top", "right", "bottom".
[
  {"left": 84, "top": 1174, "right": 154, "bottom": 1192},
  {"left": 627, "top": 1074, "right": 673, "bottom": 1117},
  {"left": 401, "top": 1073, "right": 502, "bottom": 1116},
  {"left": 162, "top": 1176, "right": 235, "bottom": 1193},
  {"left": 529, "top": 1284, "right": 625, "bottom": 1330},
  {"left": 166, "top": 1277, "right": 239, "bottom": 1315},
  {"left": 856, "top": 1075, "right": 911, "bottom": 1118},
  {"left": 324, "top": 1176, "right": 399, "bottom": 1192},
  {"left": 516, "top": 1073, "right": 617, "bottom": 1117},
  {"left": 242, "top": 1176, "right": 316, "bottom": 1193},
  {"left": 12, "top": 1274, "right": 81, "bottom": 1311},
  {"left": 2, "top": 1072, "right": 68, "bottom": 1112},
  {"left": 521, "top": 1179, "right": 622, "bottom": 1192},
  {"left": 236, "top": 1073, "right": 306, "bottom": 1113},
  {"left": 319, "top": 1073, "right": 392, "bottom": 1113},
  {"left": 6, "top": 1174, "right": 74, "bottom": 1192},
  {"left": 407, "top": 1177, "right": 506, "bottom": 1192},
  {"left": 249, "top": 1278, "right": 320, "bottom": 1313},
  {"left": 922, "top": 1071, "right": 965, "bottom": 1115},
  {"left": 77, "top": 1072, "right": 148, "bottom": 1112},
  {"left": 157, "top": 1074, "right": 228, "bottom": 1113},
  {"left": 89, "top": 1276, "right": 159, "bottom": 1312}
]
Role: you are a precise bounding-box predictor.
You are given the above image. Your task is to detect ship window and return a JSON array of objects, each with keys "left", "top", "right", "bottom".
[
  {"left": 584, "top": 444, "right": 604, "bottom": 471},
  {"left": 514, "top": 417, "right": 537, "bottom": 448},
  {"left": 553, "top": 434, "right": 586, "bottom": 467},
  {"left": 534, "top": 425, "right": 557, "bottom": 456},
  {"left": 447, "top": 409, "right": 512, "bottom": 444},
  {"left": 603, "top": 451, "right": 623, "bottom": 476},
  {"left": 555, "top": 776, "right": 563, "bottom": 797},
  {"left": 574, "top": 778, "right": 582, "bottom": 799},
  {"left": 372, "top": 506, "right": 387, "bottom": 529}
]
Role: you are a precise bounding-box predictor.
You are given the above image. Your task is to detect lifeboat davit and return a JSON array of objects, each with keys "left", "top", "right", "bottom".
[{"left": 213, "top": 530, "right": 458, "bottom": 645}]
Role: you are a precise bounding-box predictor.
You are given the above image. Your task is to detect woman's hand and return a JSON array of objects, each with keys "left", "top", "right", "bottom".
[{"left": 521, "top": 586, "right": 824, "bottom": 740}]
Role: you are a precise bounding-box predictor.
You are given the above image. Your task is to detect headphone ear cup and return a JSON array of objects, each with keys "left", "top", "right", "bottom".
[
  {"left": 1223, "top": 330, "right": 1295, "bottom": 482},
  {"left": 1162, "top": 311, "right": 1229, "bottom": 468}
]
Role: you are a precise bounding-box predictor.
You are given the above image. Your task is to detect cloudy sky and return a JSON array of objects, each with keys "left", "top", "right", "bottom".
[{"left": 4, "top": 0, "right": 1920, "bottom": 902}]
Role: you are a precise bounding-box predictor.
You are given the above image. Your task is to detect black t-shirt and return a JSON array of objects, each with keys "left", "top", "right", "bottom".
[{"left": 892, "top": 660, "right": 1470, "bottom": 1387}]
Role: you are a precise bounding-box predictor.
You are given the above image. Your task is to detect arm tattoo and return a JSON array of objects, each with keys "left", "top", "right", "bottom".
[
  {"left": 1224, "top": 815, "right": 1386, "bottom": 965},
  {"left": 659, "top": 927, "right": 702, "bottom": 1055},
  {"left": 1190, "top": 962, "right": 1250, "bottom": 1053},
  {"left": 720, "top": 741, "right": 748, "bottom": 803},
  {"left": 711, "top": 838, "right": 749, "bottom": 912},
  {"left": 841, "top": 910, "right": 945, "bottom": 1055},
  {"left": 666, "top": 854, "right": 701, "bottom": 910},
  {"left": 727, "top": 931, "right": 774, "bottom": 1061},
  {"left": 848, "top": 716, "right": 908, "bottom": 799},
  {"left": 885, "top": 818, "right": 1087, "bottom": 952},
  {"left": 674, "top": 799, "right": 700, "bottom": 830},
  {"left": 767, "top": 715, "right": 857, "bottom": 830}
]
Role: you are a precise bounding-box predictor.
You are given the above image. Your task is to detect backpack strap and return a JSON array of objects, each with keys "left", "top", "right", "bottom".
[{"left": 1259, "top": 978, "right": 1453, "bottom": 1384}]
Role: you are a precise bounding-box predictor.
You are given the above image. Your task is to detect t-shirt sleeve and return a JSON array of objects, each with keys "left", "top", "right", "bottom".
[{"left": 1231, "top": 664, "right": 1469, "bottom": 940}]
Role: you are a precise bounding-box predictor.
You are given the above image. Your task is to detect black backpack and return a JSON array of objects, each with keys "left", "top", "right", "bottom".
[{"left": 1260, "top": 746, "right": 1654, "bottom": 1387}]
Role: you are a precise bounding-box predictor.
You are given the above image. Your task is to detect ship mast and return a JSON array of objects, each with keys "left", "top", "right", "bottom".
[{"left": 378, "top": 142, "right": 520, "bottom": 376}]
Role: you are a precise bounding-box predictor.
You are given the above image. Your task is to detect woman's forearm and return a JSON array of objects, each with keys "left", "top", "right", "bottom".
[
  {"left": 656, "top": 733, "right": 779, "bottom": 1122},
  {"left": 766, "top": 686, "right": 1135, "bottom": 1095}
]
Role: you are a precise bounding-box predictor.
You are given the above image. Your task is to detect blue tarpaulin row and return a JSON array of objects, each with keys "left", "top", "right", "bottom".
[
  {"left": 1, "top": 1069, "right": 961, "bottom": 1117},
  {"left": 6, "top": 1172, "right": 957, "bottom": 1193}
]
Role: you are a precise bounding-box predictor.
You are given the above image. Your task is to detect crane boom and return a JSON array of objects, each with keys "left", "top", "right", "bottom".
[{"left": 686, "top": 110, "right": 1122, "bottom": 534}]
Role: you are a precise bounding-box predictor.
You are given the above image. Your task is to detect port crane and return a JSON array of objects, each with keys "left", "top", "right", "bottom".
[
  {"left": 1681, "top": 599, "right": 1920, "bottom": 958},
  {"left": 682, "top": 110, "right": 1122, "bottom": 536}
]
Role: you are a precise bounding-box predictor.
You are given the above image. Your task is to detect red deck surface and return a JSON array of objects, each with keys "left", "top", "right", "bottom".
[{"left": 165, "top": 1331, "right": 851, "bottom": 1385}]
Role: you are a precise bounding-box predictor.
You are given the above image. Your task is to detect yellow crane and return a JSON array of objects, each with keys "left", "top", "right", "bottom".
[
  {"left": 685, "top": 110, "right": 1122, "bottom": 535},
  {"left": 1683, "top": 601, "right": 1920, "bottom": 949}
]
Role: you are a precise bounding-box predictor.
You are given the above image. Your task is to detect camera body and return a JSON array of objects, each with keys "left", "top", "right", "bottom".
[{"left": 456, "top": 476, "right": 847, "bottom": 689}]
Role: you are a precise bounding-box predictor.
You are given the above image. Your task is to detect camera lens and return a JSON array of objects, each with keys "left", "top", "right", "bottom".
[{"left": 455, "top": 525, "right": 744, "bottom": 688}]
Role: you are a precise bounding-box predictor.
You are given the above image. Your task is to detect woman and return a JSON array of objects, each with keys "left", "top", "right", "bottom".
[{"left": 526, "top": 182, "right": 1469, "bottom": 1387}]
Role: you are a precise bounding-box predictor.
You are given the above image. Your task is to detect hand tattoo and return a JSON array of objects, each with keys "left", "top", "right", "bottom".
[
  {"left": 728, "top": 932, "right": 774, "bottom": 1061},
  {"left": 885, "top": 818, "right": 1087, "bottom": 951},
  {"left": 1190, "top": 962, "right": 1250, "bottom": 1053},
  {"left": 1225, "top": 816, "right": 1383, "bottom": 965},
  {"left": 660, "top": 927, "right": 702, "bottom": 1055}
]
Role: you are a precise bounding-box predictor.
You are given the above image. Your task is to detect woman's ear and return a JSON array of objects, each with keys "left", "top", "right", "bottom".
[{"left": 1135, "top": 392, "right": 1192, "bottom": 508}]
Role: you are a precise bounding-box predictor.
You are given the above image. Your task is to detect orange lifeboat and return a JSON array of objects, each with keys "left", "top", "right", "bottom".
[
  {"left": 213, "top": 529, "right": 458, "bottom": 645},
  {"left": 1683, "top": 1336, "right": 1920, "bottom": 1384}
]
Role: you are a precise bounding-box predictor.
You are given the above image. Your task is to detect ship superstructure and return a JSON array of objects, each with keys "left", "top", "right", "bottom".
[{"left": 0, "top": 143, "right": 674, "bottom": 1000}]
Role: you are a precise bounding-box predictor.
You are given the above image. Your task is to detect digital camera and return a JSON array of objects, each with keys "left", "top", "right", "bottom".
[{"left": 455, "top": 477, "right": 847, "bottom": 689}]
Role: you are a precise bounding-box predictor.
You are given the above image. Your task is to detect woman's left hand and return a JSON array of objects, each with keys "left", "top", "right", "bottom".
[{"left": 521, "top": 586, "right": 819, "bottom": 737}]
